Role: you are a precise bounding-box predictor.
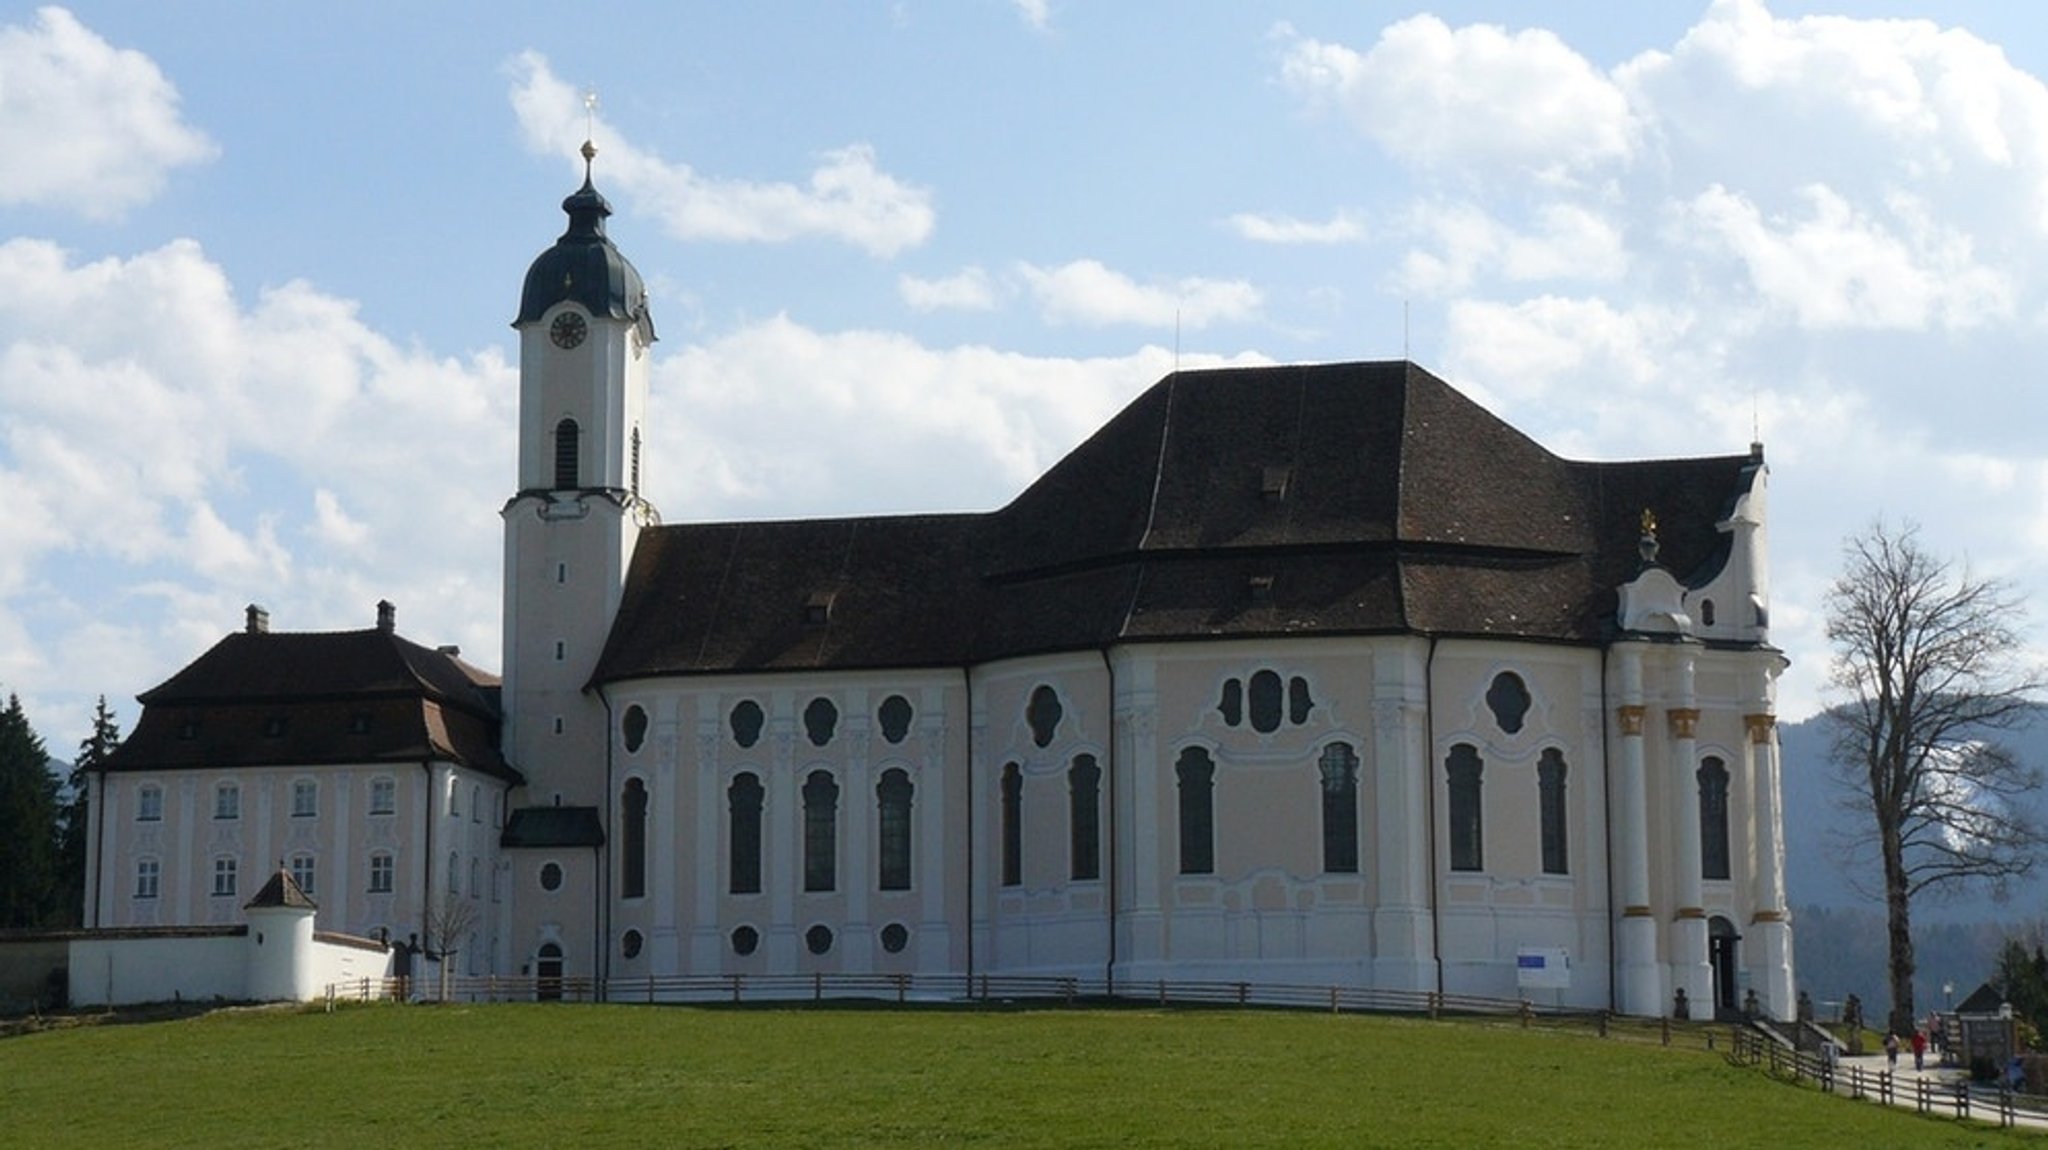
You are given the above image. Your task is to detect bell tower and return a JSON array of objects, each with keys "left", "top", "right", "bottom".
[{"left": 502, "top": 138, "right": 656, "bottom": 806}]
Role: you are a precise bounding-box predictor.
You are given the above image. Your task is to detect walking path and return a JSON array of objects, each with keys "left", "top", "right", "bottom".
[{"left": 1831, "top": 1049, "right": 2048, "bottom": 1131}]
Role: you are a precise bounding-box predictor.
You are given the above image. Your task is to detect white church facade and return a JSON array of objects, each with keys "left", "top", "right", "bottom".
[{"left": 83, "top": 154, "right": 1795, "bottom": 1020}]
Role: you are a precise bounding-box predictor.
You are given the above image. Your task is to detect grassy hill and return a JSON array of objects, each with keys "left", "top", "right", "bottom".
[{"left": 0, "top": 1002, "right": 2029, "bottom": 1147}]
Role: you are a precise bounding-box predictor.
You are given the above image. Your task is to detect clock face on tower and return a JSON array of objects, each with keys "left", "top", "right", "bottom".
[{"left": 550, "top": 311, "right": 588, "bottom": 349}]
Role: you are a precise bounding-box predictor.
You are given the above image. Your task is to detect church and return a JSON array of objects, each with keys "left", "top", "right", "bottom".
[{"left": 82, "top": 148, "right": 1795, "bottom": 1021}]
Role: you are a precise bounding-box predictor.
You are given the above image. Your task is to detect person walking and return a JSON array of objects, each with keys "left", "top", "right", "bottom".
[
  {"left": 1884, "top": 1031, "right": 1900, "bottom": 1071},
  {"left": 1911, "top": 1029, "right": 1927, "bottom": 1071}
]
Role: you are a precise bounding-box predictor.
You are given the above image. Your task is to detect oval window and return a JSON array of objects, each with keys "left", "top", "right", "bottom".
[
  {"left": 1248, "top": 669, "right": 1283, "bottom": 733},
  {"left": 1486, "top": 672, "right": 1531, "bottom": 735},
  {"left": 731, "top": 925, "right": 759, "bottom": 956},
  {"left": 621, "top": 929, "right": 643, "bottom": 959},
  {"left": 1027, "top": 685, "right": 1063, "bottom": 748},
  {"left": 621, "top": 705, "right": 649, "bottom": 753},
  {"left": 805, "top": 924, "right": 834, "bottom": 955},
  {"left": 539, "top": 861, "right": 563, "bottom": 892},
  {"left": 880, "top": 922, "right": 909, "bottom": 954},
  {"left": 804, "top": 697, "right": 839, "bottom": 747}
]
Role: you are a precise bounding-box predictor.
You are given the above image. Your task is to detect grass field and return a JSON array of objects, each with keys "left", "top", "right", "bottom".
[{"left": 0, "top": 1002, "right": 2029, "bottom": 1148}]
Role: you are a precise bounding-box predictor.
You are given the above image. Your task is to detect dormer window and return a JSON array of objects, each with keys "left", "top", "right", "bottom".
[
  {"left": 1247, "top": 574, "right": 1274, "bottom": 603},
  {"left": 805, "top": 591, "right": 835, "bottom": 627},
  {"left": 1261, "top": 466, "right": 1291, "bottom": 502}
]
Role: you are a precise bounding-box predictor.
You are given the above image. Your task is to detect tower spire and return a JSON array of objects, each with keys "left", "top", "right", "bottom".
[{"left": 581, "top": 89, "right": 599, "bottom": 183}]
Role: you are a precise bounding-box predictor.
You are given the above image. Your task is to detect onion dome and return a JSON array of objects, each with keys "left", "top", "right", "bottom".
[{"left": 515, "top": 141, "right": 656, "bottom": 343}]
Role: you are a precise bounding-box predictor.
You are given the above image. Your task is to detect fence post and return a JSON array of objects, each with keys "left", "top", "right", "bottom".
[
  {"left": 1597, "top": 1010, "right": 1608, "bottom": 1038},
  {"left": 1428, "top": 991, "right": 1440, "bottom": 1020},
  {"left": 1063, "top": 977, "right": 1076, "bottom": 1006},
  {"left": 1661, "top": 1015, "right": 1670, "bottom": 1046},
  {"left": 1330, "top": 987, "right": 1340, "bottom": 1014},
  {"left": 814, "top": 972, "right": 823, "bottom": 1002},
  {"left": 1237, "top": 982, "right": 1249, "bottom": 1006},
  {"left": 1158, "top": 980, "right": 1168, "bottom": 1007},
  {"left": 1519, "top": 1000, "right": 1532, "bottom": 1028},
  {"left": 730, "top": 972, "right": 742, "bottom": 1004},
  {"left": 896, "top": 974, "right": 908, "bottom": 1004}
]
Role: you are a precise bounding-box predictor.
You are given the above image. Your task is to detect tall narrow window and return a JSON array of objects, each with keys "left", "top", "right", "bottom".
[
  {"left": 1319, "top": 742, "right": 1360, "bottom": 874},
  {"left": 135, "top": 859, "right": 160, "bottom": 899},
  {"left": 137, "top": 785, "right": 162, "bottom": 822},
  {"left": 554, "top": 417, "right": 580, "bottom": 488},
  {"left": 621, "top": 778, "right": 648, "bottom": 899},
  {"left": 802, "top": 770, "right": 839, "bottom": 892},
  {"left": 1248, "top": 670, "right": 1283, "bottom": 733},
  {"left": 1699, "top": 756, "right": 1731, "bottom": 881},
  {"left": 1539, "top": 748, "right": 1569, "bottom": 875},
  {"left": 1069, "top": 755, "right": 1101, "bottom": 882},
  {"left": 291, "top": 779, "right": 317, "bottom": 818},
  {"left": 1447, "top": 743, "right": 1484, "bottom": 872},
  {"left": 214, "top": 782, "right": 240, "bottom": 820},
  {"left": 630, "top": 426, "right": 642, "bottom": 496},
  {"left": 1000, "top": 763, "right": 1023, "bottom": 887},
  {"left": 369, "top": 776, "right": 396, "bottom": 815},
  {"left": 1176, "top": 747, "right": 1216, "bottom": 875},
  {"left": 213, "top": 856, "right": 239, "bottom": 897},
  {"left": 877, "top": 768, "right": 913, "bottom": 892},
  {"left": 728, "top": 773, "right": 763, "bottom": 895}
]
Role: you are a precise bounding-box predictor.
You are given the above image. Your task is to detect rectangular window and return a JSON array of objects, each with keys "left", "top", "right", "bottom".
[
  {"left": 1176, "top": 749, "right": 1216, "bottom": 876},
  {"left": 137, "top": 786, "right": 162, "bottom": 822},
  {"left": 1000, "top": 763, "right": 1023, "bottom": 887},
  {"left": 802, "top": 771, "right": 840, "bottom": 893},
  {"left": 368, "top": 853, "right": 394, "bottom": 894},
  {"left": 1069, "top": 756, "right": 1101, "bottom": 882},
  {"left": 213, "top": 857, "right": 238, "bottom": 897},
  {"left": 1539, "top": 750, "right": 1569, "bottom": 876},
  {"left": 1319, "top": 743, "right": 1360, "bottom": 874},
  {"left": 291, "top": 779, "right": 317, "bottom": 818},
  {"left": 1447, "top": 745, "right": 1484, "bottom": 873},
  {"left": 214, "top": 783, "right": 240, "bottom": 820},
  {"left": 369, "top": 776, "right": 396, "bottom": 816},
  {"left": 728, "top": 773, "right": 763, "bottom": 895},
  {"left": 135, "top": 859, "right": 160, "bottom": 899},
  {"left": 289, "top": 854, "right": 315, "bottom": 897}
]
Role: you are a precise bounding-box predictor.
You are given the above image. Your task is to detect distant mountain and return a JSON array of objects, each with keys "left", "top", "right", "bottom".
[{"left": 1780, "top": 704, "right": 2048, "bottom": 1012}]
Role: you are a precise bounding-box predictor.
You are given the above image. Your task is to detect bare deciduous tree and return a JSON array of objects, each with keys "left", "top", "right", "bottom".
[
  {"left": 1826, "top": 520, "right": 2045, "bottom": 1036},
  {"left": 423, "top": 893, "right": 481, "bottom": 1001}
]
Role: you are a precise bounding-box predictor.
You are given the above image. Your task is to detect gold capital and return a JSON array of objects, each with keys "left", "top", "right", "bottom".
[
  {"left": 1667, "top": 708, "right": 1701, "bottom": 739},
  {"left": 1745, "top": 713, "right": 1776, "bottom": 745},
  {"left": 1617, "top": 705, "right": 1646, "bottom": 736}
]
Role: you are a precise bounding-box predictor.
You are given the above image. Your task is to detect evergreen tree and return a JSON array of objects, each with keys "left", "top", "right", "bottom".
[
  {"left": 56, "top": 696, "right": 121, "bottom": 927},
  {"left": 0, "top": 693, "right": 59, "bottom": 928}
]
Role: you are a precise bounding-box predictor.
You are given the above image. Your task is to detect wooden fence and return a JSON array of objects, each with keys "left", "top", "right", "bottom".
[{"left": 1727, "top": 1026, "right": 2034, "bottom": 1130}]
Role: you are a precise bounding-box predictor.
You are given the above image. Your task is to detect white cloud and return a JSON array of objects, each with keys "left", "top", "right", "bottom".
[
  {"left": 0, "top": 7, "right": 214, "bottom": 217},
  {"left": 1395, "top": 202, "right": 1629, "bottom": 296},
  {"left": 1010, "top": 0, "right": 1051, "bottom": 32},
  {"left": 899, "top": 267, "right": 999, "bottom": 312},
  {"left": 1227, "top": 211, "right": 1366, "bottom": 245},
  {"left": 1276, "top": 14, "right": 1636, "bottom": 182},
  {"left": 507, "top": 52, "right": 934, "bottom": 257},
  {"left": 1016, "top": 259, "right": 1261, "bottom": 329}
]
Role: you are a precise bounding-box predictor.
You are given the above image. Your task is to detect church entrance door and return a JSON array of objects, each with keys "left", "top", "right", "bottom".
[
  {"left": 1708, "top": 916, "right": 1740, "bottom": 1020},
  {"left": 536, "top": 942, "right": 564, "bottom": 1001}
]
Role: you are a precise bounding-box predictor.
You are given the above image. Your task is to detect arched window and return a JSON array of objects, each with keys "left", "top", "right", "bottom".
[
  {"left": 1447, "top": 744, "right": 1484, "bottom": 872},
  {"left": 728, "top": 773, "right": 763, "bottom": 895},
  {"left": 802, "top": 771, "right": 839, "bottom": 892},
  {"left": 1218, "top": 678, "right": 1243, "bottom": 727},
  {"left": 1319, "top": 742, "right": 1360, "bottom": 874},
  {"left": 1069, "top": 755, "right": 1102, "bottom": 882},
  {"left": 1699, "top": 756, "right": 1732, "bottom": 881},
  {"left": 553, "top": 417, "right": 580, "bottom": 489},
  {"left": 1176, "top": 747, "right": 1216, "bottom": 875},
  {"left": 1000, "top": 763, "right": 1023, "bottom": 887},
  {"left": 1538, "top": 748, "right": 1569, "bottom": 875},
  {"left": 876, "top": 768, "right": 913, "bottom": 892},
  {"left": 621, "top": 778, "right": 648, "bottom": 899}
]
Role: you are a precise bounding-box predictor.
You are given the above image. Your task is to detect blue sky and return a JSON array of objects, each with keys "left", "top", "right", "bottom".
[{"left": 6, "top": 1, "right": 2048, "bottom": 749}]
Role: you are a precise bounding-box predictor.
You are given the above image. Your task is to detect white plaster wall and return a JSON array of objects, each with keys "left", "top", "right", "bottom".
[{"left": 69, "top": 934, "right": 246, "bottom": 1007}]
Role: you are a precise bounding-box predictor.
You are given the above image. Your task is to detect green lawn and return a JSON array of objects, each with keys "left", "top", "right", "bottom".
[{"left": 0, "top": 1003, "right": 2027, "bottom": 1148}]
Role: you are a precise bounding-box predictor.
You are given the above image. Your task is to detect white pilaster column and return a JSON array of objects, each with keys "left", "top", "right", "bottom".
[
  {"left": 1668, "top": 704, "right": 1710, "bottom": 1017},
  {"left": 1372, "top": 640, "right": 1435, "bottom": 993},
  {"left": 1746, "top": 712, "right": 1795, "bottom": 1020},
  {"left": 1613, "top": 644, "right": 1659, "bottom": 1016}
]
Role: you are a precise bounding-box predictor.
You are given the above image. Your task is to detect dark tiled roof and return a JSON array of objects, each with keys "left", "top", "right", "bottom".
[
  {"left": 104, "top": 627, "right": 518, "bottom": 780},
  {"left": 591, "top": 361, "right": 1760, "bottom": 684},
  {"left": 502, "top": 805, "right": 605, "bottom": 849},
  {"left": 245, "top": 867, "right": 317, "bottom": 911}
]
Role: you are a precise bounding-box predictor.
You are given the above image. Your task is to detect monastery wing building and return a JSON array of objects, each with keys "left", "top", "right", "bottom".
[{"left": 86, "top": 157, "right": 1793, "bottom": 1020}]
